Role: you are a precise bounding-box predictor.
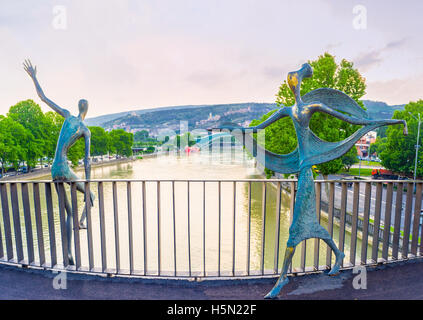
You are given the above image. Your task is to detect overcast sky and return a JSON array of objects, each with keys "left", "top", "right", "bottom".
[{"left": 0, "top": 0, "right": 422, "bottom": 118}]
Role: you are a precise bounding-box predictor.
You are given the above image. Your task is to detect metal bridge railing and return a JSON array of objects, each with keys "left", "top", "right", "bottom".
[{"left": 0, "top": 179, "right": 422, "bottom": 278}]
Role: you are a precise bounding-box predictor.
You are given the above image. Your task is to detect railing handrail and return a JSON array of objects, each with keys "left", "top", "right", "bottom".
[{"left": 2, "top": 178, "right": 423, "bottom": 183}]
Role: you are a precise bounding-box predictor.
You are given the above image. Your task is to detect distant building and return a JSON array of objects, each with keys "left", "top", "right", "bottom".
[{"left": 355, "top": 130, "right": 377, "bottom": 157}]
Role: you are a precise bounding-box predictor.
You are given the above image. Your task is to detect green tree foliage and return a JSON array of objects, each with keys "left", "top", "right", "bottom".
[
  {"left": 380, "top": 100, "right": 423, "bottom": 177},
  {"left": 108, "top": 129, "right": 134, "bottom": 157},
  {"left": 8, "top": 100, "right": 47, "bottom": 168},
  {"left": 369, "top": 137, "right": 388, "bottom": 157},
  {"left": 252, "top": 53, "right": 366, "bottom": 178},
  {"left": 0, "top": 116, "right": 29, "bottom": 174},
  {"left": 134, "top": 130, "right": 149, "bottom": 141},
  {"left": 89, "top": 126, "right": 109, "bottom": 156},
  {"left": 342, "top": 147, "right": 359, "bottom": 171}
]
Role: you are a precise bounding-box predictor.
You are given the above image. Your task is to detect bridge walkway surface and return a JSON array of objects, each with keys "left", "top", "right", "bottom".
[{"left": 0, "top": 258, "right": 422, "bottom": 300}]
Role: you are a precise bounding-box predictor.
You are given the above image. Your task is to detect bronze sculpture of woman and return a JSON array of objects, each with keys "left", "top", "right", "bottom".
[
  {"left": 23, "top": 60, "right": 94, "bottom": 265},
  {"left": 216, "top": 63, "right": 407, "bottom": 298}
]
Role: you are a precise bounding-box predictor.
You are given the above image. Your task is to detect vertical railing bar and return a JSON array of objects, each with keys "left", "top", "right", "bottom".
[
  {"left": 85, "top": 182, "right": 94, "bottom": 271},
  {"left": 45, "top": 183, "right": 57, "bottom": 267},
  {"left": 289, "top": 181, "right": 295, "bottom": 274},
  {"left": 127, "top": 182, "right": 134, "bottom": 274},
  {"left": 21, "top": 183, "right": 34, "bottom": 265},
  {"left": 350, "top": 182, "right": 360, "bottom": 266},
  {"left": 232, "top": 181, "right": 236, "bottom": 276},
  {"left": 382, "top": 182, "right": 394, "bottom": 261},
  {"left": 301, "top": 184, "right": 307, "bottom": 269},
  {"left": 326, "top": 182, "right": 335, "bottom": 269},
  {"left": 218, "top": 181, "right": 221, "bottom": 277},
  {"left": 314, "top": 182, "right": 322, "bottom": 270},
  {"left": 10, "top": 183, "right": 24, "bottom": 263},
  {"left": 401, "top": 183, "right": 414, "bottom": 259},
  {"left": 392, "top": 182, "right": 403, "bottom": 260},
  {"left": 203, "top": 181, "right": 206, "bottom": 277},
  {"left": 300, "top": 240, "right": 306, "bottom": 272},
  {"left": 32, "top": 183, "right": 45, "bottom": 267},
  {"left": 57, "top": 182, "right": 69, "bottom": 268},
  {"left": 157, "top": 181, "right": 161, "bottom": 276},
  {"left": 70, "top": 183, "right": 81, "bottom": 270},
  {"left": 0, "top": 184, "right": 13, "bottom": 261},
  {"left": 187, "top": 181, "right": 191, "bottom": 277},
  {"left": 274, "top": 182, "right": 282, "bottom": 274},
  {"left": 411, "top": 183, "right": 423, "bottom": 256},
  {"left": 98, "top": 182, "right": 107, "bottom": 273},
  {"left": 371, "top": 183, "right": 383, "bottom": 263},
  {"left": 338, "top": 183, "right": 348, "bottom": 267},
  {"left": 260, "top": 182, "right": 267, "bottom": 275},
  {"left": 247, "top": 181, "right": 251, "bottom": 276},
  {"left": 418, "top": 183, "right": 423, "bottom": 255},
  {"left": 360, "top": 183, "right": 371, "bottom": 264},
  {"left": 112, "top": 181, "right": 120, "bottom": 273},
  {"left": 172, "top": 181, "right": 177, "bottom": 276},
  {"left": 0, "top": 202, "right": 3, "bottom": 259},
  {"left": 142, "top": 181, "right": 148, "bottom": 275}
]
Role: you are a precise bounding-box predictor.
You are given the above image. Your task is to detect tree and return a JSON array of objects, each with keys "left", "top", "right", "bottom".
[
  {"left": 380, "top": 100, "right": 423, "bottom": 177},
  {"left": 89, "top": 126, "right": 109, "bottom": 156},
  {"left": 369, "top": 137, "right": 388, "bottom": 157},
  {"left": 252, "top": 53, "right": 366, "bottom": 180},
  {"left": 134, "top": 130, "right": 149, "bottom": 142},
  {"left": 108, "top": 129, "right": 133, "bottom": 157},
  {"left": 342, "top": 147, "right": 359, "bottom": 171},
  {"left": 0, "top": 117, "right": 29, "bottom": 174},
  {"left": 7, "top": 100, "right": 48, "bottom": 169}
]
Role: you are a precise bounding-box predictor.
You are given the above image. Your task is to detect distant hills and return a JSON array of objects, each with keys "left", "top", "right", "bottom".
[
  {"left": 85, "top": 100, "right": 405, "bottom": 135},
  {"left": 361, "top": 100, "right": 405, "bottom": 119}
]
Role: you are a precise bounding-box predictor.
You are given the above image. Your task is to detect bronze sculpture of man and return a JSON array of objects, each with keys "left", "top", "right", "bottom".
[{"left": 23, "top": 59, "right": 94, "bottom": 265}]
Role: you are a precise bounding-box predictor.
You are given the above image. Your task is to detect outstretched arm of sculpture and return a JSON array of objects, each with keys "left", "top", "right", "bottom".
[
  {"left": 210, "top": 107, "right": 291, "bottom": 132},
  {"left": 311, "top": 103, "right": 408, "bottom": 135},
  {"left": 84, "top": 131, "right": 91, "bottom": 180},
  {"left": 23, "top": 59, "right": 70, "bottom": 119}
]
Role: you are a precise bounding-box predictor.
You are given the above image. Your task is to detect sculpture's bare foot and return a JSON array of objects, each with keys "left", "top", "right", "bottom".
[
  {"left": 264, "top": 277, "right": 289, "bottom": 299},
  {"left": 328, "top": 251, "right": 345, "bottom": 276}
]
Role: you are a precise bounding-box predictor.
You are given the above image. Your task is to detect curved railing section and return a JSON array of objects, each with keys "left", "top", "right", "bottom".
[{"left": 0, "top": 179, "right": 422, "bottom": 278}]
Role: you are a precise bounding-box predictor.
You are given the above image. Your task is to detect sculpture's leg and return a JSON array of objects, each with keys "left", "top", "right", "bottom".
[
  {"left": 323, "top": 238, "right": 345, "bottom": 276},
  {"left": 264, "top": 246, "right": 296, "bottom": 299},
  {"left": 75, "top": 181, "right": 95, "bottom": 229},
  {"left": 54, "top": 183, "right": 75, "bottom": 265}
]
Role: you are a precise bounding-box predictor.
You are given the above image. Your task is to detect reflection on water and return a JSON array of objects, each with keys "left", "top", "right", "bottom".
[{"left": 0, "top": 149, "right": 375, "bottom": 276}]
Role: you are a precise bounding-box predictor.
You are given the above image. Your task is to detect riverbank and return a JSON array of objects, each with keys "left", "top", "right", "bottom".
[{"left": 0, "top": 155, "right": 148, "bottom": 181}]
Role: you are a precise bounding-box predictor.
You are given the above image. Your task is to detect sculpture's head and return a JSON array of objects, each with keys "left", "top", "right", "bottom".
[
  {"left": 287, "top": 63, "right": 313, "bottom": 103},
  {"left": 78, "top": 99, "right": 88, "bottom": 120}
]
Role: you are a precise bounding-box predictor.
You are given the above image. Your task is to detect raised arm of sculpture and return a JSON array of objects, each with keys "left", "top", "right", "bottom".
[
  {"left": 23, "top": 59, "right": 70, "bottom": 119},
  {"left": 310, "top": 102, "right": 408, "bottom": 135},
  {"left": 210, "top": 107, "right": 291, "bottom": 132}
]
